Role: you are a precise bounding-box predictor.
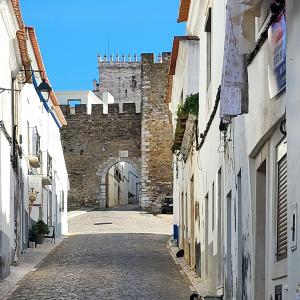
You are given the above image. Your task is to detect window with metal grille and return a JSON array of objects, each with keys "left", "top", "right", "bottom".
[{"left": 276, "top": 139, "right": 287, "bottom": 261}]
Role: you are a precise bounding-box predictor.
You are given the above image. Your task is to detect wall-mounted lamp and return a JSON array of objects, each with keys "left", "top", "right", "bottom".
[
  {"left": 0, "top": 69, "right": 52, "bottom": 97},
  {"left": 37, "top": 78, "right": 52, "bottom": 93},
  {"left": 21, "top": 70, "right": 52, "bottom": 99},
  {"left": 36, "top": 78, "right": 52, "bottom": 100}
]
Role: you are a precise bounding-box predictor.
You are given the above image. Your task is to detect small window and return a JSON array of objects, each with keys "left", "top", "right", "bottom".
[
  {"left": 205, "top": 8, "right": 212, "bottom": 90},
  {"left": 276, "top": 139, "right": 287, "bottom": 261},
  {"left": 131, "top": 76, "right": 137, "bottom": 89},
  {"left": 68, "top": 99, "right": 81, "bottom": 107}
]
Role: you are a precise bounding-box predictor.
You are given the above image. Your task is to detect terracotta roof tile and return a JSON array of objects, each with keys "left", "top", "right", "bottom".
[
  {"left": 177, "top": 0, "right": 191, "bottom": 23},
  {"left": 27, "top": 26, "right": 67, "bottom": 126},
  {"left": 11, "top": 1, "right": 66, "bottom": 126},
  {"left": 11, "top": 0, "right": 31, "bottom": 81},
  {"left": 169, "top": 36, "right": 199, "bottom": 75}
]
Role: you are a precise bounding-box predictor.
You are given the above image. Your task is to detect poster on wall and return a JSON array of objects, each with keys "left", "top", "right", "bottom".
[{"left": 268, "top": 13, "right": 286, "bottom": 98}]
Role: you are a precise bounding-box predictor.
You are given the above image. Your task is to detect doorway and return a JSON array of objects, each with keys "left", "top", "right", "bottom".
[
  {"left": 180, "top": 192, "right": 185, "bottom": 249},
  {"left": 255, "top": 160, "right": 267, "bottom": 299},
  {"left": 105, "top": 161, "right": 140, "bottom": 208},
  {"left": 226, "top": 191, "right": 233, "bottom": 299},
  {"left": 190, "top": 176, "right": 195, "bottom": 268},
  {"left": 205, "top": 193, "right": 209, "bottom": 278}
]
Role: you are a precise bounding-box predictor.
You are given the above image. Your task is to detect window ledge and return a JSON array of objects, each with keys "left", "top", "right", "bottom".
[{"left": 272, "top": 258, "right": 287, "bottom": 280}]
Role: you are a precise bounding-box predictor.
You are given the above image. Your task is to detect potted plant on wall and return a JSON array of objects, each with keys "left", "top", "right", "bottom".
[
  {"left": 31, "top": 220, "right": 49, "bottom": 244},
  {"left": 172, "top": 93, "right": 199, "bottom": 153}
]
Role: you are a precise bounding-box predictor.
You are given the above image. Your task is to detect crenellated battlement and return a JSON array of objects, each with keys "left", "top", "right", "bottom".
[
  {"left": 60, "top": 102, "right": 140, "bottom": 118},
  {"left": 61, "top": 46, "right": 172, "bottom": 213},
  {"left": 97, "top": 52, "right": 171, "bottom": 65}
]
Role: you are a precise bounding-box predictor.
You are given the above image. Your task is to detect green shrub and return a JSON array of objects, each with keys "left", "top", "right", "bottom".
[
  {"left": 176, "top": 93, "right": 199, "bottom": 119},
  {"left": 32, "top": 220, "right": 49, "bottom": 235}
]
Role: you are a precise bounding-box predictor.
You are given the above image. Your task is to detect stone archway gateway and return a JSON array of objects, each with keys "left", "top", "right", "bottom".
[
  {"left": 60, "top": 53, "right": 173, "bottom": 213},
  {"left": 60, "top": 102, "right": 142, "bottom": 210},
  {"left": 97, "top": 157, "right": 141, "bottom": 208}
]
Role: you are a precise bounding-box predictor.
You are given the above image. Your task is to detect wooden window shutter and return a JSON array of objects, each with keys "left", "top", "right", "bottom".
[{"left": 277, "top": 140, "right": 287, "bottom": 261}]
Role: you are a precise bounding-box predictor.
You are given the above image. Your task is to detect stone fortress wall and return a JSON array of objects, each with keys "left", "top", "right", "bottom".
[
  {"left": 60, "top": 53, "right": 173, "bottom": 212},
  {"left": 60, "top": 103, "right": 141, "bottom": 208},
  {"left": 94, "top": 54, "right": 142, "bottom": 107},
  {"left": 140, "top": 53, "right": 173, "bottom": 212}
]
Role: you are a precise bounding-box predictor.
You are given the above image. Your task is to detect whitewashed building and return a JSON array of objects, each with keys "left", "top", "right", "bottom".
[
  {"left": 286, "top": 2, "right": 300, "bottom": 299},
  {"left": 170, "top": 0, "right": 295, "bottom": 299},
  {"left": 107, "top": 162, "right": 140, "bottom": 208},
  {"left": 0, "top": 0, "right": 68, "bottom": 279},
  {"left": 0, "top": 0, "right": 23, "bottom": 279},
  {"left": 56, "top": 90, "right": 107, "bottom": 114}
]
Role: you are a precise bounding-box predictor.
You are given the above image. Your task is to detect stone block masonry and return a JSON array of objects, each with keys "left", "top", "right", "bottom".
[
  {"left": 140, "top": 53, "right": 173, "bottom": 212},
  {"left": 60, "top": 52, "right": 173, "bottom": 212},
  {"left": 95, "top": 57, "right": 142, "bottom": 110},
  {"left": 60, "top": 103, "right": 141, "bottom": 209}
]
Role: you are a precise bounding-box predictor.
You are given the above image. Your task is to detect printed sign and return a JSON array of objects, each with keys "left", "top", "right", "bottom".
[{"left": 268, "top": 13, "right": 286, "bottom": 98}]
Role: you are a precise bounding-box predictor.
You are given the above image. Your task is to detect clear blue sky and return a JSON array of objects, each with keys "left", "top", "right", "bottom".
[{"left": 20, "top": 0, "right": 185, "bottom": 91}]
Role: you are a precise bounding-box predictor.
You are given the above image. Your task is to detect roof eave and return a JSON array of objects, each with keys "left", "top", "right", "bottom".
[
  {"left": 177, "top": 0, "right": 191, "bottom": 23},
  {"left": 26, "top": 26, "right": 67, "bottom": 126},
  {"left": 169, "top": 36, "right": 199, "bottom": 76}
]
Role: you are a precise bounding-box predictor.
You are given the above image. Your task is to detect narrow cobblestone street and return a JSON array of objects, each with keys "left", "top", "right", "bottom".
[{"left": 7, "top": 205, "right": 193, "bottom": 300}]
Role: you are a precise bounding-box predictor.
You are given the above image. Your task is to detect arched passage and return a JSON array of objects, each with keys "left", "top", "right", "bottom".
[{"left": 97, "top": 157, "right": 141, "bottom": 208}]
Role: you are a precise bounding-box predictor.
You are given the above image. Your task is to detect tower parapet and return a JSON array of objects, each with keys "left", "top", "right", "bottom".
[
  {"left": 141, "top": 52, "right": 171, "bottom": 64},
  {"left": 60, "top": 103, "right": 139, "bottom": 117},
  {"left": 98, "top": 53, "right": 141, "bottom": 64},
  {"left": 97, "top": 52, "right": 169, "bottom": 65}
]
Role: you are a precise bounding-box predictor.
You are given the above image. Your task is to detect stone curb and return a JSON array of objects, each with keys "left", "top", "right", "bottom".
[
  {"left": 167, "top": 239, "right": 210, "bottom": 296},
  {"left": 0, "top": 236, "right": 65, "bottom": 300}
]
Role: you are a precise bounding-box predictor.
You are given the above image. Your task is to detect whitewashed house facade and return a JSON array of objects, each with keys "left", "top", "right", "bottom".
[
  {"left": 107, "top": 162, "right": 140, "bottom": 208},
  {"left": 170, "top": 0, "right": 297, "bottom": 299},
  {"left": 56, "top": 90, "right": 107, "bottom": 114},
  {"left": 0, "top": 0, "right": 68, "bottom": 280}
]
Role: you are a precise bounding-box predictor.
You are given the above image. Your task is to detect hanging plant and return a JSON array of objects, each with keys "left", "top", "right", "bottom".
[
  {"left": 176, "top": 93, "right": 199, "bottom": 119},
  {"left": 172, "top": 93, "right": 199, "bottom": 153}
]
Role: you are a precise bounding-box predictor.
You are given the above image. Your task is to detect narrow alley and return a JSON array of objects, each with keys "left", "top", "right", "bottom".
[
  {"left": 6, "top": 206, "right": 193, "bottom": 300},
  {"left": 2, "top": 0, "right": 300, "bottom": 299}
]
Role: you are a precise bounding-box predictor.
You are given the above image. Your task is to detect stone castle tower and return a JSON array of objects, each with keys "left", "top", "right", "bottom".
[
  {"left": 93, "top": 53, "right": 142, "bottom": 111},
  {"left": 61, "top": 52, "right": 173, "bottom": 212}
]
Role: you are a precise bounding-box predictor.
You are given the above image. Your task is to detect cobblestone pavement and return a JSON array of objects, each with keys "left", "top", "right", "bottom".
[{"left": 8, "top": 205, "right": 193, "bottom": 300}]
